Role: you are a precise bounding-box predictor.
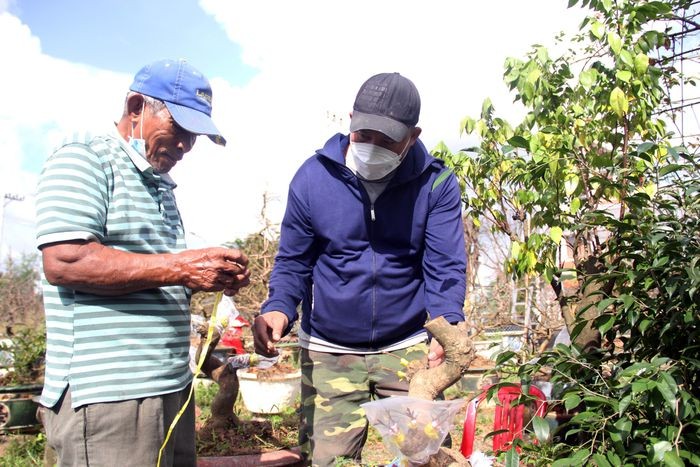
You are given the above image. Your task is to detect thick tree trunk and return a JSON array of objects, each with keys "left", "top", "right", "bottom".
[
  {"left": 408, "top": 318, "right": 476, "bottom": 400},
  {"left": 194, "top": 322, "right": 241, "bottom": 437},
  {"left": 404, "top": 317, "right": 476, "bottom": 466},
  {"left": 558, "top": 254, "right": 605, "bottom": 352}
]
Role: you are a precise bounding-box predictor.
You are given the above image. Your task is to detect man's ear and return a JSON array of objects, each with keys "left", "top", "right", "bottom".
[
  {"left": 411, "top": 126, "right": 422, "bottom": 142},
  {"left": 126, "top": 93, "right": 146, "bottom": 123}
]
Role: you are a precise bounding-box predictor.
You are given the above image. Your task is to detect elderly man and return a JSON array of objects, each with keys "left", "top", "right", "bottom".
[{"left": 35, "top": 59, "right": 249, "bottom": 466}]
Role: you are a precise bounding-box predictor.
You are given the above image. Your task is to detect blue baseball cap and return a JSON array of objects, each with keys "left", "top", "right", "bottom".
[{"left": 129, "top": 59, "right": 226, "bottom": 146}]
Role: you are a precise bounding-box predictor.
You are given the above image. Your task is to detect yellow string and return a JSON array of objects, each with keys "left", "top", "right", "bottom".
[{"left": 156, "top": 291, "right": 223, "bottom": 467}]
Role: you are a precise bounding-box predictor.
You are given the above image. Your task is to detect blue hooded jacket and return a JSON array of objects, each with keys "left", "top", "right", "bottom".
[{"left": 261, "top": 133, "right": 467, "bottom": 349}]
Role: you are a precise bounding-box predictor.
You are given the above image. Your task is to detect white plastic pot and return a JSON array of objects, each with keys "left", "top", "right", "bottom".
[{"left": 237, "top": 369, "right": 301, "bottom": 414}]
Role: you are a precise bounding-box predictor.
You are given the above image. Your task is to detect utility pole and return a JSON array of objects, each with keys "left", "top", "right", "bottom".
[{"left": 0, "top": 193, "right": 26, "bottom": 259}]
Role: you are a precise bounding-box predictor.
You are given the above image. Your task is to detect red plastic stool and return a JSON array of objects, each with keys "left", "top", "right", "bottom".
[{"left": 460, "top": 383, "right": 548, "bottom": 457}]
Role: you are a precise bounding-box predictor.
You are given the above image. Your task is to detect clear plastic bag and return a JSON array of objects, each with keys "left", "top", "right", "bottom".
[
  {"left": 227, "top": 353, "right": 279, "bottom": 370},
  {"left": 188, "top": 295, "right": 241, "bottom": 373},
  {"left": 210, "top": 295, "right": 240, "bottom": 336},
  {"left": 361, "top": 396, "right": 465, "bottom": 466}
]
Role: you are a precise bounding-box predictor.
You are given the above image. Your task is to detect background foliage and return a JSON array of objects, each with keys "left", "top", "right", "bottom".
[{"left": 435, "top": 0, "right": 700, "bottom": 464}]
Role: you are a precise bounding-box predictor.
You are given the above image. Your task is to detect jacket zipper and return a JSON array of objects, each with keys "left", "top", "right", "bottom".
[{"left": 370, "top": 204, "right": 376, "bottom": 221}]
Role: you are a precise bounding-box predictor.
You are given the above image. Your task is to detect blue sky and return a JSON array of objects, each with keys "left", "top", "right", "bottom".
[
  {"left": 0, "top": 0, "right": 586, "bottom": 261},
  {"left": 12, "top": 0, "right": 256, "bottom": 84}
]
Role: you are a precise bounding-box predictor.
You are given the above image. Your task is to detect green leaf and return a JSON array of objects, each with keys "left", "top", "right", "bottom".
[
  {"left": 659, "top": 164, "right": 683, "bottom": 176},
  {"left": 526, "top": 251, "right": 537, "bottom": 269},
  {"left": 461, "top": 116, "right": 476, "bottom": 134},
  {"left": 663, "top": 452, "right": 685, "bottom": 467},
  {"left": 615, "top": 70, "right": 632, "bottom": 82},
  {"left": 570, "top": 197, "right": 581, "bottom": 214},
  {"left": 511, "top": 242, "right": 521, "bottom": 260},
  {"left": 481, "top": 98, "right": 493, "bottom": 119},
  {"left": 631, "top": 380, "right": 652, "bottom": 394},
  {"left": 608, "top": 31, "right": 622, "bottom": 55},
  {"left": 549, "top": 226, "right": 563, "bottom": 244},
  {"left": 592, "top": 454, "right": 613, "bottom": 467},
  {"left": 653, "top": 441, "right": 673, "bottom": 463},
  {"left": 579, "top": 68, "right": 598, "bottom": 91},
  {"left": 620, "top": 294, "right": 634, "bottom": 310},
  {"left": 508, "top": 135, "right": 529, "bottom": 149},
  {"left": 597, "top": 313, "right": 615, "bottom": 335},
  {"left": 564, "top": 393, "right": 581, "bottom": 411},
  {"left": 634, "top": 53, "right": 649, "bottom": 75},
  {"left": 539, "top": 125, "right": 559, "bottom": 134},
  {"left": 591, "top": 20, "right": 605, "bottom": 39},
  {"left": 620, "top": 50, "right": 634, "bottom": 67},
  {"left": 637, "top": 141, "right": 656, "bottom": 154},
  {"left": 496, "top": 350, "right": 517, "bottom": 365},
  {"left": 597, "top": 297, "right": 617, "bottom": 311},
  {"left": 565, "top": 175, "right": 580, "bottom": 195},
  {"left": 532, "top": 415, "right": 550, "bottom": 443},
  {"left": 613, "top": 417, "right": 632, "bottom": 441},
  {"left": 504, "top": 447, "right": 519, "bottom": 467},
  {"left": 618, "top": 394, "right": 631, "bottom": 415},
  {"left": 656, "top": 376, "right": 678, "bottom": 409},
  {"left": 610, "top": 87, "right": 629, "bottom": 117},
  {"left": 527, "top": 68, "right": 542, "bottom": 84}
]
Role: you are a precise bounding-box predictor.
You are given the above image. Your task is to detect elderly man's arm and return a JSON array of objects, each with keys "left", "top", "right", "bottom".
[{"left": 41, "top": 240, "right": 250, "bottom": 296}]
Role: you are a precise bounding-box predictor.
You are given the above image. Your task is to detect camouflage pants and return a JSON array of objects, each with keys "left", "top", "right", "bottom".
[{"left": 299, "top": 343, "right": 429, "bottom": 467}]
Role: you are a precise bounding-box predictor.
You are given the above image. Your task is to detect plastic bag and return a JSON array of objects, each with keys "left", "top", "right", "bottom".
[
  {"left": 188, "top": 295, "right": 240, "bottom": 373},
  {"left": 227, "top": 353, "right": 279, "bottom": 370},
  {"left": 361, "top": 396, "right": 465, "bottom": 466},
  {"left": 210, "top": 295, "right": 240, "bottom": 336}
]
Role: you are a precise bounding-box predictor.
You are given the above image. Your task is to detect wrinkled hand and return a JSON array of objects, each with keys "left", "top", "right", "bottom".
[
  {"left": 253, "top": 311, "right": 288, "bottom": 357},
  {"left": 176, "top": 247, "right": 250, "bottom": 295},
  {"left": 427, "top": 339, "right": 445, "bottom": 368}
]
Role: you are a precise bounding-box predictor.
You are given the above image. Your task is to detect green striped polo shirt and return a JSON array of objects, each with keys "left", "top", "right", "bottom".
[{"left": 35, "top": 128, "right": 192, "bottom": 408}]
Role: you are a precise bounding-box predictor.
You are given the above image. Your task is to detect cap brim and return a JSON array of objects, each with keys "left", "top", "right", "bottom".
[
  {"left": 349, "top": 111, "right": 409, "bottom": 142},
  {"left": 165, "top": 102, "right": 227, "bottom": 146}
]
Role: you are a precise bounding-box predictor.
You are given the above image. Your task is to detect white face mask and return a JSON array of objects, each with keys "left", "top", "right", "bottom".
[
  {"left": 349, "top": 139, "right": 411, "bottom": 181},
  {"left": 129, "top": 102, "right": 147, "bottom": 157}
]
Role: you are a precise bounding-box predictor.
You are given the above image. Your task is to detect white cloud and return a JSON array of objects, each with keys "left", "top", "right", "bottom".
[
  {"left": 0, "top": 12, "right": 131, "bottom": 259},
  {"left": 1, "top": 2, "right": 586, "bottom": 256}
]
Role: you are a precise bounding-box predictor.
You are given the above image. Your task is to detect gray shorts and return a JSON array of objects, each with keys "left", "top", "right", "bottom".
[{"left": 39, "top": 385, "right": 195, "bottom": 467}]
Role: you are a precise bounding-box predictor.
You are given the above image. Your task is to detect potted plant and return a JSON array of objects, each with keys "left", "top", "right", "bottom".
[
  {"left": 236, "top": 345, "right": 301, "bottom": 415},
  {"left": 0, "top": 325, "right": 46, "bottom": 432},
  {"left": 192, "top": 319, "right": 303, "bottom": 466}
]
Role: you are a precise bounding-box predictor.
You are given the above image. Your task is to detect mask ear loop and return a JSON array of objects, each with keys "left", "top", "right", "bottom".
[
  {"left": 138, "top": 101, "right": 145, "bottom": 139},
  {"left": 130, "top": 100, "right": 146, "bottom": 140},
  {"left": 398, "top": 133, "right": 413, "bottom": 160}
]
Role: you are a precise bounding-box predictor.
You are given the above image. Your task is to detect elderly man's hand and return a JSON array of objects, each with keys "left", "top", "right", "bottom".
[{"left": 176, "top": 247, "right": 250, "bottom": 294}]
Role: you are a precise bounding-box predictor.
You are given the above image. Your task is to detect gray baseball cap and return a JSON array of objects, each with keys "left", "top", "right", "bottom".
[{"left": 349, "top": 72, "right": 421, "bottom": 142}]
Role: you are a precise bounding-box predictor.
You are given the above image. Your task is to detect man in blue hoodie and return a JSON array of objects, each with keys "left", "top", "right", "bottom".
[{"left": 253, "top": 72, "right": 467, "bottom": 466}]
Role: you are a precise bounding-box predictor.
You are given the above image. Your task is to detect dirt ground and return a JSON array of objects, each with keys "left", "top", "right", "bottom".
[
  {"left": 0, "top": 404, "right": 495, "bottom": 467},
  {"left": 196, "top": 400, "right": 495, "bottom": 466}
]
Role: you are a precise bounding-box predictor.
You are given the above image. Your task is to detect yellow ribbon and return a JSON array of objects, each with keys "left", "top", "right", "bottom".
[{"left": 157, "top": 291, "right": 223, "bottom": 467}]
